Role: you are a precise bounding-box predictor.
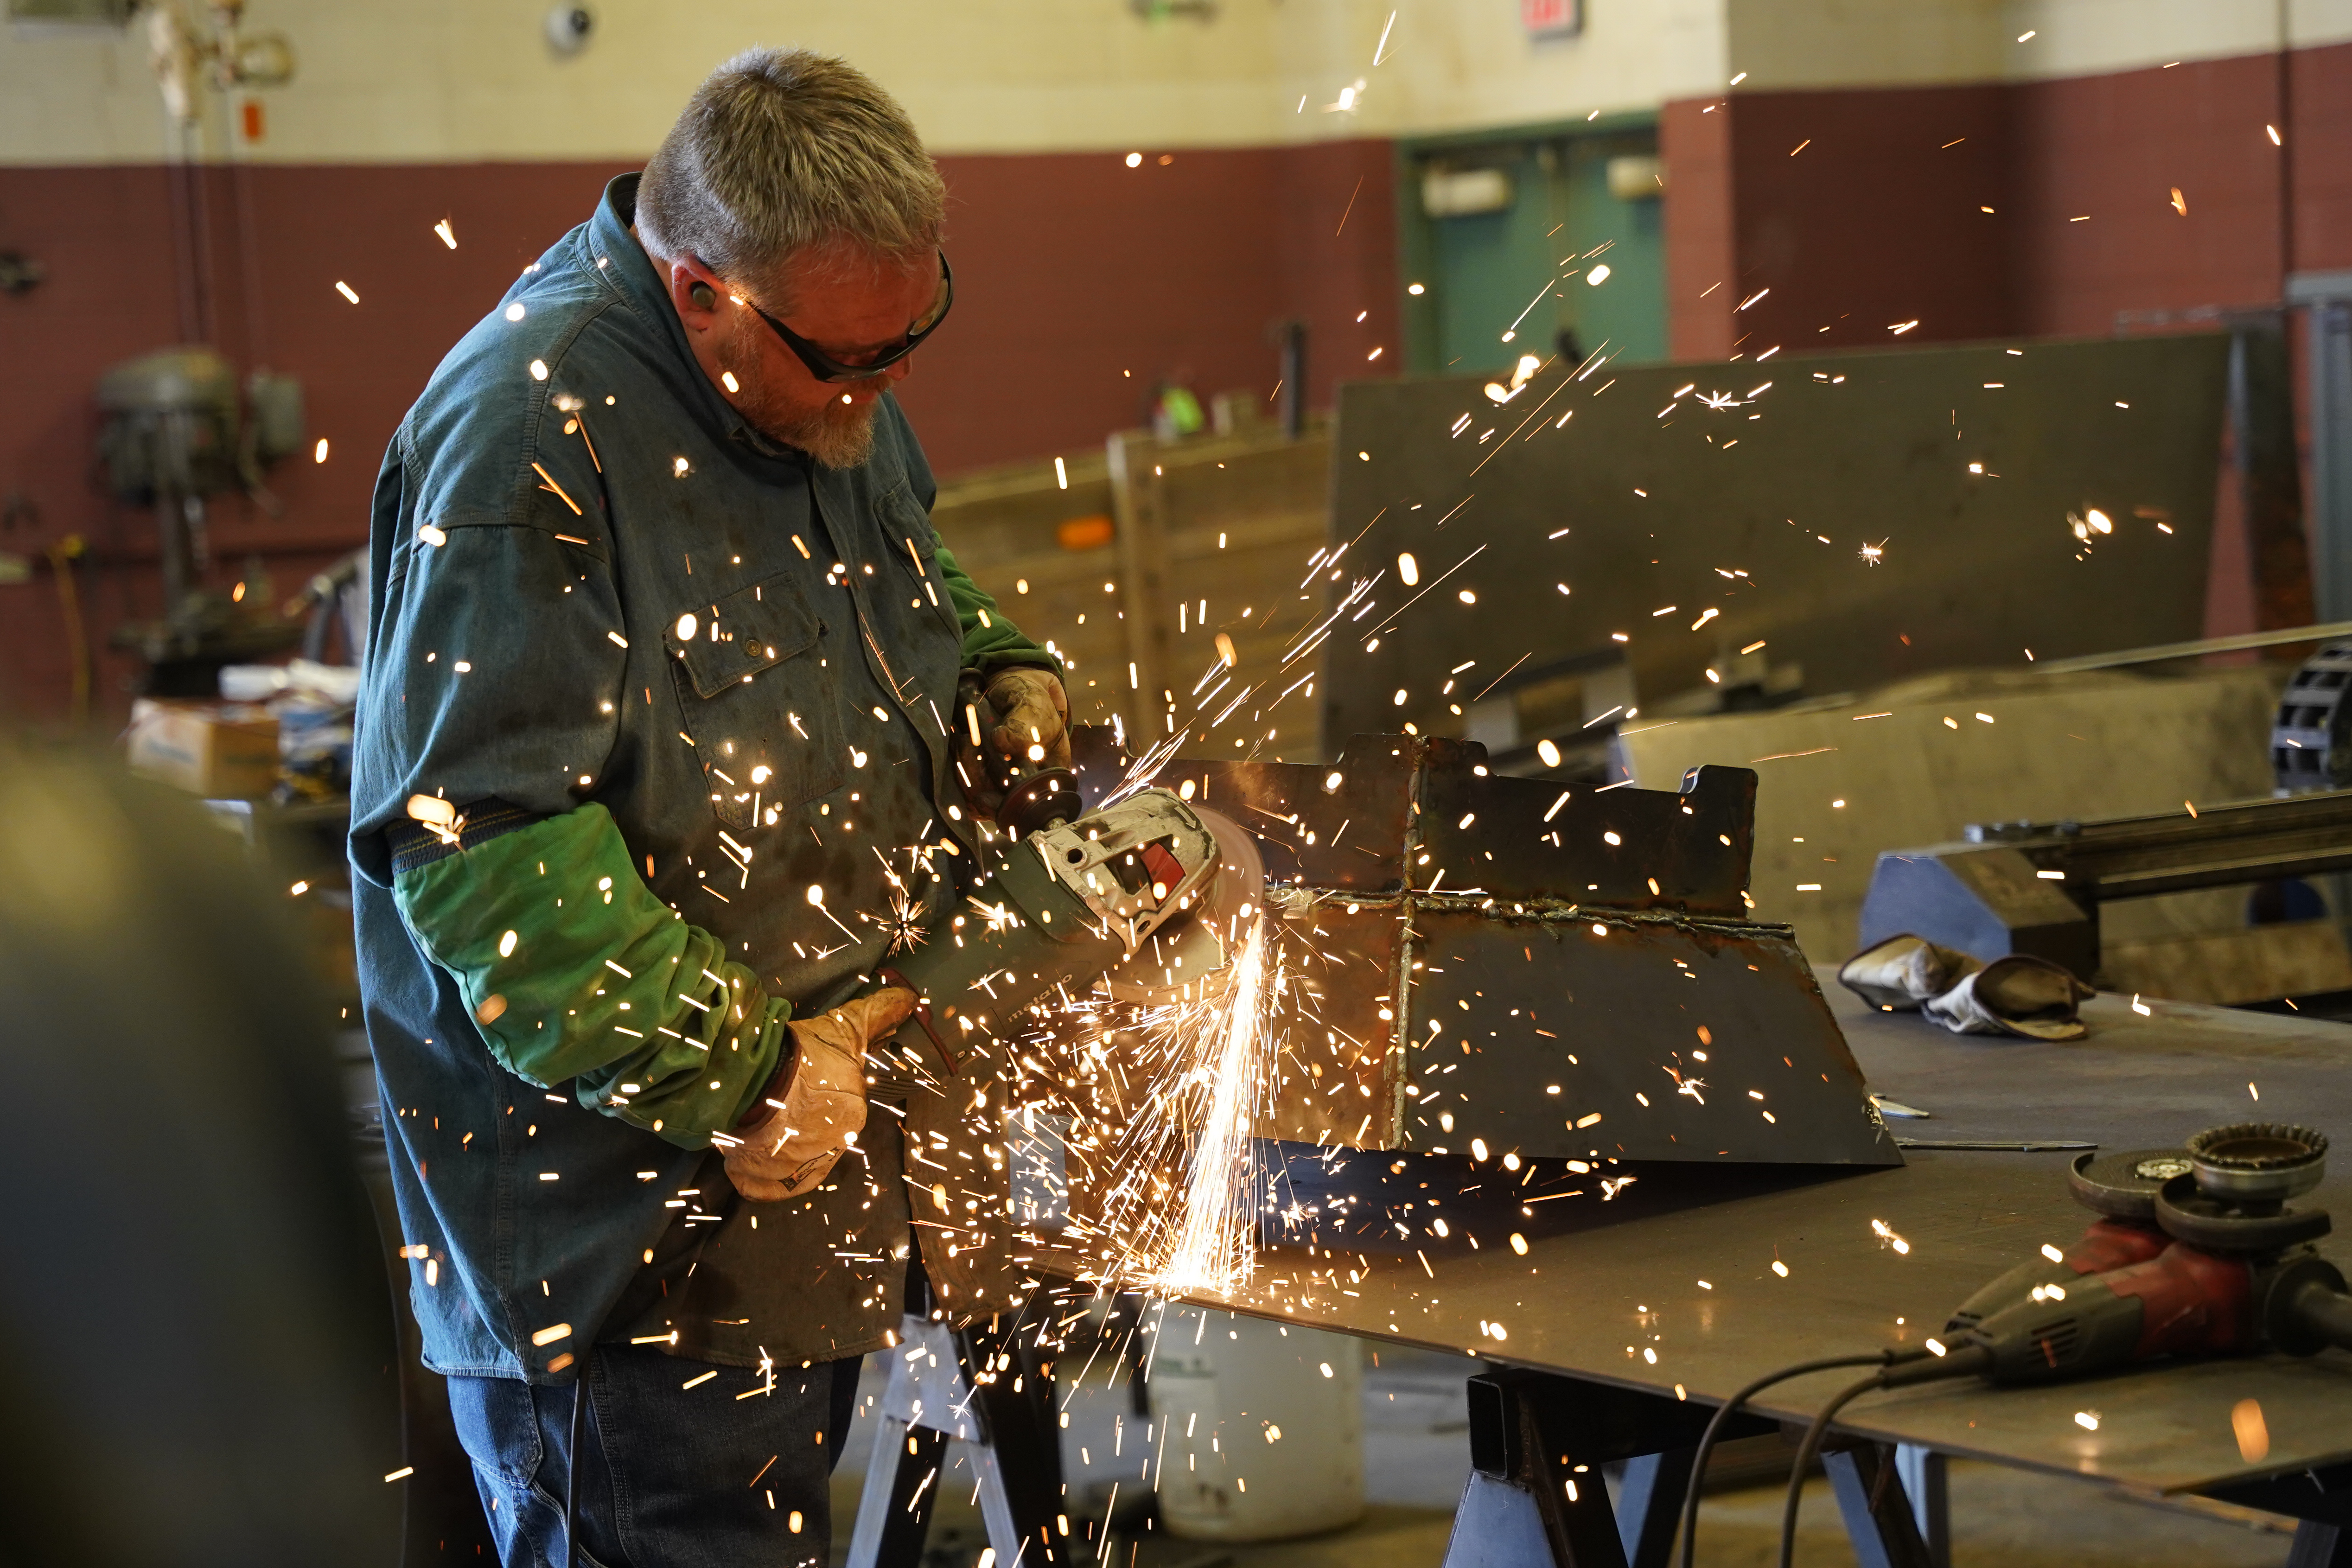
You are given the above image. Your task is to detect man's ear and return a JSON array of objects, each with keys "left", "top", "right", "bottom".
[{"left": 669, "top": 260, "right": 724, "bottom": 328}]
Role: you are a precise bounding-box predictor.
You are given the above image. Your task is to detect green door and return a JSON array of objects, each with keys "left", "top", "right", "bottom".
[
  {"left": 1422, "top": 145, "right": 1561, "bottom": 377},
  {"left": 1406, "top": 122, "right": 1665, "bottom": 377},
  {"left": 1560, "top": 131, "right": 1666, "bottom": 366}
]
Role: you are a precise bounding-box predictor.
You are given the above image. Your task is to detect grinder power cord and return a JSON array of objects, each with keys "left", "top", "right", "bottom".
[{"left": 1666, "top": 1122, "right": 2352, "bottom": 1568}]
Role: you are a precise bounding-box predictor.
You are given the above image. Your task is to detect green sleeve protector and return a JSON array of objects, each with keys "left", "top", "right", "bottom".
[
  {"left": 392, "top": 804, "right": 788, "bottom": 1147},
  {"left": 934, "top": 542, "right": 1062, "bottom": 676}
]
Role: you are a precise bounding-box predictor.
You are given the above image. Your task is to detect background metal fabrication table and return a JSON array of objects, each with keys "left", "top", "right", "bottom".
[{"left": 1148, "top": 973, "right": 2352, "bottom": 1561}]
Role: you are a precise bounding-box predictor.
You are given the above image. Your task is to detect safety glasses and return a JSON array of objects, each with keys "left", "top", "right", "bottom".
[{"left": 745, "top": 251, "right": 953, "bottom": 384}]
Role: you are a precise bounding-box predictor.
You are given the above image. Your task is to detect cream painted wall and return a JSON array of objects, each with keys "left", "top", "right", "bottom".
[
  {"left": 0, "top": 0, "right": 1734, "bottom": 167},
  {"left": 1729, "top": 0, "right": 2352, "bottom": 91},
  {"left": 2001, "top": 0, "right": 2352, "bottom": 80},
  {"left": 1727, "top": 0, "right": 2008, "bottom": 91},
  {"left": 4, "top": 0, "right": 2350, "bottom": 168},
  {"left": 0, "top": 0, "right": 1288, "bottom": 164},
  {"left": 1271, "top": 0, "right": 1726, "bottom": 140}
]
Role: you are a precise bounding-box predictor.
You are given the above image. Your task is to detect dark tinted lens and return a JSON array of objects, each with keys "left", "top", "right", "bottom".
[{"left": 910, "top": 265, "right": 951, "bottom": 335}]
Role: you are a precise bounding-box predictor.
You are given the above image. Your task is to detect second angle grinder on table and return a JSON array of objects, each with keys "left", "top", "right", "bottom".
[{"left": 1678, "top": 1120, "right": 2352, "bottom": 1568}]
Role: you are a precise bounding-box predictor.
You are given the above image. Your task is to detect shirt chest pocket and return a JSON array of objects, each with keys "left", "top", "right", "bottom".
[{"left": 666, "top": 575, "right": 846, "bottom": 832}]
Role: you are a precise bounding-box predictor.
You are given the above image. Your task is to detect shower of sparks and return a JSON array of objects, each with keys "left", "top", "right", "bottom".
[{"left": 1153, "top": 915, "right": 1273, "bottom": 1294}]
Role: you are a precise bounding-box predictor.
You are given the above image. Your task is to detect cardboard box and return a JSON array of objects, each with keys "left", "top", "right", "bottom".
[{"left": 126, "top": 698, "right": 280, "bottom": 799}]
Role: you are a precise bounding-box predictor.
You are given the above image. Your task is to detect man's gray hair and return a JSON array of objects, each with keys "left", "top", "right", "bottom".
[{"left": 637, "top": 48, "right": 944, "bottom": 293}]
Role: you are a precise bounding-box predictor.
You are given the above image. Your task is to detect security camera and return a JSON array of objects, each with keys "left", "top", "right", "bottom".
[{"left": 544, "top": 4, "right": 593, "bottom": 54}]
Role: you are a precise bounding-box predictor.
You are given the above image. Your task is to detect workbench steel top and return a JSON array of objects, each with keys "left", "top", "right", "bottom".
[{"left": 1181, "top": 971, "right": 2352, "bottom": 1497}]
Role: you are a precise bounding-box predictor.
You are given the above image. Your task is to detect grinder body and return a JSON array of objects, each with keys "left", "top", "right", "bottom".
[
  {"left": 863, "top": 788, "right": 1233, "bottom": 1082},
  {"left": 1963, "top": 1242, "right": 2256, "bottom": 1382}
]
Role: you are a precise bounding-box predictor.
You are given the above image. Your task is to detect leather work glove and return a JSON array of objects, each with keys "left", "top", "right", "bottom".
[
  {"left": 956, "top": 666, "right": 1071, "bottom": 815},
  {"left": 985, "top": 666, "right": 1071, "bottom": 772},
  {"left": 720, "top": 987, "right": 916, "bottom": 1201}
]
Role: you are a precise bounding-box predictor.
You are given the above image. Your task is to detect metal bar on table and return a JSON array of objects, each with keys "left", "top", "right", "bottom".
[{"left": 2023, "top": 620, "right": 2352, "bottom": 676}]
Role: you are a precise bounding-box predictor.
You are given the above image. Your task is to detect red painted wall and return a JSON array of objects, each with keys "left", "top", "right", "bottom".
[
  {"left": 1662, "top": 45, "right": 2352, "bottom": 357},
  {"left": 1660, "top": 96, "right": 1734, "bottom": 360},
  {"left": 2295, "top": 41, "right": 2352, "bottom": 272},
  {"left": 2011, "top": 53, "right": 2289, "bottom": 335},
  {"left": 894, "top": 140, "right": 1397, "bottom": 469},
  {"left": 0, "top": 145, "right": 1396, "bottom": 727},
  {"left": 1721, "top": 83, "right": 2013, "bottom": 353}
]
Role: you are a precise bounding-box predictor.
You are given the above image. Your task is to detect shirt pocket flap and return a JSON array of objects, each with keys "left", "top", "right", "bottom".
[{"left": 668, "top": 576, "right": 823, "bottom": 700}]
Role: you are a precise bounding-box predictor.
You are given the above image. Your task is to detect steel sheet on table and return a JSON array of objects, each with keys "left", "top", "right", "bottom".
[{"left": 1146, "top": 975, "right": 2352, "bottom": 1498}]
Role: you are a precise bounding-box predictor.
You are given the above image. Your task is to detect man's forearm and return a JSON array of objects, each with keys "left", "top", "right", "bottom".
[
  {"left": 934, "top": 542, "right": 1060, "bottom": 674},
  {"left": 391, "top": 802, "right": 788, "bottom": 1147}
]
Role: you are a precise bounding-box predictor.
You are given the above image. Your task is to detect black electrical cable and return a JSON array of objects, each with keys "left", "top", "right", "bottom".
[
  {"left": 564, "top": 1349, "right": 592, "bottom": 1568},
  {"left": 1671, "top": 1353, "right": 1898, "bottom": 1568},
  {"left": 1774, "top": 1347, "right": 1989, "bottom": 1568},
  {"left": 1775, "top": 1369, "right": 1886, "bottom": 1568}
]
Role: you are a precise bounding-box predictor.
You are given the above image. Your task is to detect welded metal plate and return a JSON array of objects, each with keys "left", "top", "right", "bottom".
[
  {"left": 1151, "top": 734, "right": 1757, "bottom": 912},
  {"left": 1402, "top": 902, "right": 1892, "bottom": 1164},
  {"left": 1321, "top": 334, "right": 2231, "bottom": 746},
  {"left": 1133, "top": 733, "right": 1892, "bottom": 1165},
  {"left": 1414, "top": 738, "right": 1754, "bottom": 915},
  {"left": 1149, "top": 734, "right": 1418, "bottom": 892}
]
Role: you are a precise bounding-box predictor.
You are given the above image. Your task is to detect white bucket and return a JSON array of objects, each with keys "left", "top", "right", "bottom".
[{"left": 1148, "top": 1307, "right": 1366, "bottom": 1541}]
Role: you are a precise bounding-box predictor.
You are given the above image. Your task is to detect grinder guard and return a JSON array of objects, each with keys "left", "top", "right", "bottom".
[{"left": 864, "top": 788, "right": 1239, "bottom": 1085}]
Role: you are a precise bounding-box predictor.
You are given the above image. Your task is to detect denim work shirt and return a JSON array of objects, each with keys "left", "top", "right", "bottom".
[{"left": 351, "top": 175, "right": 1048, "bottom": 1382}]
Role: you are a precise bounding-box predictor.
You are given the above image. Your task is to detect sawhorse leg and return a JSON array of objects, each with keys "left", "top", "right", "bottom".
[
  {"left": 1611, "top": 1449, "right": 1700, "bottom": 1568},
  {"left": 1821, "top": 1439, "right": 1938, "bottom": 1568},
  {"left": 843, "top": 1310, "right": 1068, "bottom": 1568},
  {"left": 2198, "top": 1455, "right": 2352, "bottom": 1566},
  {"left": 1441, "top": 1369, "right": 1772, "bottom": 1568},
  {"left": 1893, "top": 1443, "right": 1950, "bottom": 1568}
]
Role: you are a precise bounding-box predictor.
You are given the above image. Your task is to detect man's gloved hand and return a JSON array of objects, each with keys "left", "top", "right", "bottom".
[
  {"left": 985, "top": 667, "right": 1071, "bottom": 773},
  {"left": 956, "top": 666, "right": 1071, "bottom": 816},
  {"left": 720, "top": 987, "right": 916, "bottom": 1201}
]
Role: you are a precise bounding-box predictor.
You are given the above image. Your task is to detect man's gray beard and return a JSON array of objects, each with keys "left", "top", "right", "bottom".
[
  {"left": 716, "top": 321, "right": 878, "bottom": 469},
  {"left": 764, "top": 399, "right": 878, "bottom": 470}
]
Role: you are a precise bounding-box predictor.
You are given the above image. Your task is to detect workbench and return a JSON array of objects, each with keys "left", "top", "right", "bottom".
[{"left": 1187, "top": 971, "right": 2352, "bottom": 1566}]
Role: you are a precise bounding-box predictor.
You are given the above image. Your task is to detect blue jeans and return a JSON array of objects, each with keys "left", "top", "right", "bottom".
[{"left": 448, "top": 1346, "right": 862, "bottom": 1567}]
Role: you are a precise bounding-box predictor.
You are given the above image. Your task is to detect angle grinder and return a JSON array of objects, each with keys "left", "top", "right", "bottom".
[
  {"left": 1942, "top": 1147, "right": 2185, "bottom": 1334},
  {"left": 1945, "top": 1123, "right": 2352, "bottom": 1382},
  {"left": 862, "top": 746, "right": 1264, "bottom": 1083},
  {"left": 1700, "top": 1123, "right": 2352, "bottom": 1568}
]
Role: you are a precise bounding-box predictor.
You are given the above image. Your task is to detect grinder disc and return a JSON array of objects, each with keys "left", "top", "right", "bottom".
[
  {"left": 1095, "top": 803, "right": 1265, "bottom": 1005},
  {"left": 1187, "top": 805, "right": 1266, "bottom": 936},
  {"left": 2067, "top": 1147, "right": 2194, "bottom": 1221}
]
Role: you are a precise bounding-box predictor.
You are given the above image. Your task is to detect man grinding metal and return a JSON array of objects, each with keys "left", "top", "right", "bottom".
[{"left": 351, "top": 49, "right": 1068, "bottom": 1563}]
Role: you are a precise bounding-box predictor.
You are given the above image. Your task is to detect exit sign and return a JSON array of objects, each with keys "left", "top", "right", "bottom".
[{"left": 1523, "top": 0, "right": 1582, "bottom": 38}]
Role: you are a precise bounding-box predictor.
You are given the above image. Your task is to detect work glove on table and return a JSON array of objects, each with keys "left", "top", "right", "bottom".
[
  {"left": 956, "top": 666, "right": 1071, "bottom": 816},
  {"left": 1839, "top": 932, "right": 2093, "bottom": 1041},
  {"left": 1922, "top": 956, "right": 2094, "bottom": 1041},
  {"left": 1838, "top": 933, "right": 1980, "bottom": 1009},
  {"left": 719, "top": 987, "right": 916, "bottom": 1201}
]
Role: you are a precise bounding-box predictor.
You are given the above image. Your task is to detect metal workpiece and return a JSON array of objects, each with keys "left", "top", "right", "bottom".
[
  {"left": 1253, "top": 892, "right": 1893, "bottom": 1164},
  {"left": 1860, "top": 787, "right": 2352, "bottom": 980},
  {"left": 1395, "top": 900, "right": 1890, "bottom": 1164},
  {"left": 1412, "top": 738, "right": 1756, "bottom": 915},
  {"left": 1115, "top": 732, "right": 1888, "bottom": 1164},
  {"left": 1150, "top": 733, "right": 1756, "bottom": 913}
]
